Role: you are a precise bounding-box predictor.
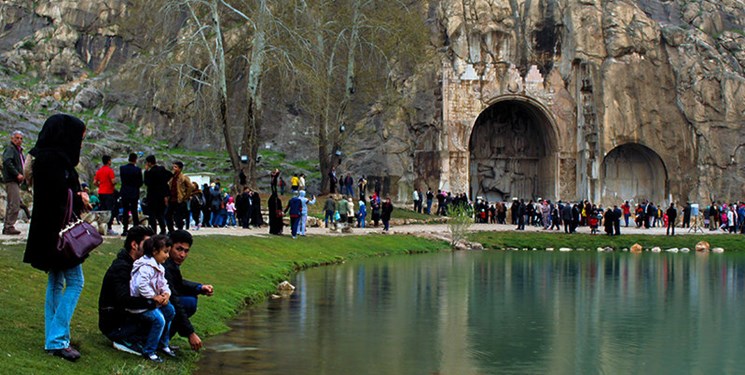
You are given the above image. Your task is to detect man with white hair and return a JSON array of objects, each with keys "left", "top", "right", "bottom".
[{"left": 3, "top": 131, "right": 25, "bottom": 235}]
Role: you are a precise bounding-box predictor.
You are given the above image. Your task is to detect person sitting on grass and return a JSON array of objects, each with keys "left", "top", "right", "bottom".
[
  {"left": 166, "top": 230, "right": 214, "bottom": 351},
  {"left": 99, "top": 225, "right": 156, "bottom": 356},
  {"left": 129, "top": 235, "right": 176, "bottom": 363}
]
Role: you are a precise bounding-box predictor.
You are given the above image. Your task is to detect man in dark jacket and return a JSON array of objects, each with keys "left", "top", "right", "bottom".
[
  {"left": 98, "top": 226, "right": 156, "bottom": 354},
  {"left": 284, "top": 192, "right": 303, "bottom": 238},
  {"left": 120, "top": 153, "right": 143, "bottom": 236},
  {"left": 3, "top": 130, "right": 24, "bottom": 235},
  {"left": 143, "top": 155, "right": 172, "bottom": 235},
  {"left": 166, "top": 230, "right": 214, "bottom": 351}
]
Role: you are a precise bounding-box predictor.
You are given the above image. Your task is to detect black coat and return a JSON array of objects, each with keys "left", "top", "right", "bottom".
[
  {"left": 119, "top": 163, "right": 143, "bottom": 200},
  {"left": 144, "top": 165, "right": 172, "bottom": 201},
  {"left": 24, "top": 114, "right": 86, "bottom": 272},
  {"left": 381, "top": 201, "right": 393, "bottom": 220},
  {"left": 2, "top": 141, "right": 23, "bottom": 183},
  {"left": 98, "top": 249, "right": 156, "bottom": 335},
  {"left": 164, "top": 259, "right": 201, "bottom": 337}
]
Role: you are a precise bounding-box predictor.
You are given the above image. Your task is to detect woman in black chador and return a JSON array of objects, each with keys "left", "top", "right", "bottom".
[
  {"left": 267, "top": 192, "right": 283, "bottom": 235},
  {"left": 252, "top": 191, "right": 263, "bottom": 228}
]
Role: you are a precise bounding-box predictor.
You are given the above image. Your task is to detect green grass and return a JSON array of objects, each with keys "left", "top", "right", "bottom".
[
  {"left": 0, "top": 234, "right": 447, "bottom": 374},
  {"left": 469, "top": 231, "right": 743, "bottom": 251}
]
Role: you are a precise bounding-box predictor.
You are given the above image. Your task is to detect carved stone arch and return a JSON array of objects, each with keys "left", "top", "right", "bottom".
[
  {"left": 601, "top": 143, "right": 668, "bottom": 205},
  {"left": 468, "top": 95, "right": 559, "bottom": 202}
]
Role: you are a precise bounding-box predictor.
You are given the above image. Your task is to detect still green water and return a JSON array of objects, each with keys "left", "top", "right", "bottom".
[{"left": 196, "top": 251, "right": 745, "bottom": 374}]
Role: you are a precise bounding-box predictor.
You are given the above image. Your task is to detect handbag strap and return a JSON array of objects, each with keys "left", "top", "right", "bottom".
[{"left": 61, "top": 189, "right": 75, "bottom": 228}]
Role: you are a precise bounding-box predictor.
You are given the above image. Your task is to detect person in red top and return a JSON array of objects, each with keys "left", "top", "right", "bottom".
[
  {"left": 94, "top": 155, "right": 118, "bottom": 235},
  {"left": 621, "top": 200, "right": 631, "bottom": 227}
]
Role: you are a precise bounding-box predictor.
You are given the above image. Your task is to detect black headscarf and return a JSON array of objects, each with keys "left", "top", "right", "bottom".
[{"left": 29, "top": 113, "right": 86, "bottom": 167}]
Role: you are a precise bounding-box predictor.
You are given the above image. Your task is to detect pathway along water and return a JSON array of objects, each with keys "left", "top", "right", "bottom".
[{"left": 196, "top": 250, "right": 745, "bottom": 374}]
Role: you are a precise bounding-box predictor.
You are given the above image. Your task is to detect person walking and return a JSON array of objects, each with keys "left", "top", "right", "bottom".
[
  {"left": 24, "top": 114, "right": 89, "bottom": 361},
  {"left": 284, "top": 191, "right": 302, "bottom": 238},
  {"left": 94, "top": 155, "right": 118, "bottom": 235},
  {"left": 119, "top": 153, "right": 143, "bottom": 236},
  {"left": 144, "top": 155, "right": 172, "bottom": 235},
  {"left": 381, "top": 197, "right": 393, "bottom": 231},
  {"left": 2, "top": 130, "right": 25, "bottom": 235}
]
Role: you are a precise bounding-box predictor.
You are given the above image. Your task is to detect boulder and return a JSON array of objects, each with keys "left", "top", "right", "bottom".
[{"left": 74, "top": 87, "right": 103, "bottom": 109}]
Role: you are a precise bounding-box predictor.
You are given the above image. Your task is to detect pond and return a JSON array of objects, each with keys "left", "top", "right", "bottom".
[{"left": 195, "top": 251, "right": 745, "bottom": 374}]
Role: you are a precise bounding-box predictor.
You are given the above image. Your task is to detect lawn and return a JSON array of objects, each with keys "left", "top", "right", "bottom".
[{"left": 0, "top": 234, "right": 447, "bottom": 375}]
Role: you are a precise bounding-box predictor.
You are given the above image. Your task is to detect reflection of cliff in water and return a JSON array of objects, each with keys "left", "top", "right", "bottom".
[{"left": 470, "top": 102, "right": 550, "bottom": 202}]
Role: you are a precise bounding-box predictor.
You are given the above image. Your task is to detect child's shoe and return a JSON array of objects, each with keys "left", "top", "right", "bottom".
[{"left": 160, "top": 346, "right": 177, "bottom": 358}]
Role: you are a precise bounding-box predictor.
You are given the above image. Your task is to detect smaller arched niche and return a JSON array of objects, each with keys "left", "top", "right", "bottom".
[{"left": 601, "top": 143, "right": 668, "bottom": 205}]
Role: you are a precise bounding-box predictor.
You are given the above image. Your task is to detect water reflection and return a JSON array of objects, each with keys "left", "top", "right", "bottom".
[{"left": 196, "top": 251, "right": 745, "bottom": 374}]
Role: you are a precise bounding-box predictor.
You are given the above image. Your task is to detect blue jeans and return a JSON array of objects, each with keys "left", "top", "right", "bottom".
[
  {"left": 300, "top": 213, "right": 308, "bottom": 235},
  {"left": 359, "top": 213, "right": 367, "bottom": 228},
  {"left": 140, "top": 303, "right": 175, "bottom": 354},
  {"left": 325, "top": 210, "right": 334, "bottom": 227},
  {"left": 227, "top": 212, "right": 236, "bottom": 226},
  {"left": 45, "top": 264, "right": 84, "bottom": 350}
]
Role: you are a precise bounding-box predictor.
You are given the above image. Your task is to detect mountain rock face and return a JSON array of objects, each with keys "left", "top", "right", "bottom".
[
  {"left": 424, "top": 0, "right": 745, "bottom": 205},
  {"left": 1, "top": 0, "right": 744, "bottom": 205}
]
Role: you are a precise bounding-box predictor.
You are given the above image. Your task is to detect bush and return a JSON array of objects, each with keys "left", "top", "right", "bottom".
[{"left": 447, "top": 204, "right": 473, "bottom": 248}]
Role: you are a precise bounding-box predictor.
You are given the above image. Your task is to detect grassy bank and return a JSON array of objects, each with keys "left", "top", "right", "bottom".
[
  {"left": 469, "top": 231, "right": 743, "bottom": 251},
  {"left": 0, "top": 234, "right": 447, "bottom": 375}
]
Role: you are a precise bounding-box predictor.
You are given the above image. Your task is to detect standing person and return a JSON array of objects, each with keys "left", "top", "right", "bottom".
[
  {"left": 290, "top": 173, "right": 299, "bottom": 193},
  {"left": 613, "top": 204, "right": 623, "bottom": 235},
  {"left": 620, "top": 201, "right": 631, "bottom": 227},
  {"left": 225, "top": 197, "right": 236, "bottom": 227},
  {"left": 165, "top": 230, "right": 214, "bottom": 352},
  {"left": 328, "top": 167, "right": 337, "bottom": 194},
  {"left": 299, "top": 174, "right": 306, "bottom": 192},
  {"left": 267, "top": 192, "right": 284, "bottom": 235},
  {"left": 200, "top": 184, "right": 212, "bottom": 228},
  {"left": 270, "top": 168, "right": 280, "bottom": 194},
  {"left": 278, "top": 176, "right": 286, "bottom": 195},
  {"left": 345, "top": 174, "right": 354, "bottom": 197},
  {"left": 561, "top": 202, "right": 573, "bottom": 233},
  {"left": 358, "top": 199, "right": 367, "bottom": 228},
  {"left": 251, "top": 191, "right": 263, "bottom": 228},
  {"left": 358, "top": 176, "right": 367, "bottom": 200},
  {"left": 165, "top": 161, "right": 192, "bottom": 233},
  {"left": 324, "top": 195, "right": 336, "bottom": 227},
  {"left": 436, "top": 190, "right": 446, "bottom": 216},
  {"left": 337, "top": 195, "right": 349, "bottom": 227},
  {"left": 189, "top": 182, "right": 204, "bottom": 230},
  {"left": 120, "top": 153, "right": 143, "bottom": 236},
  {"left": 128, "top": 235, "right": 176, "bottom": 363},
  {"left": 374, "top": 178, "right": 382, "bottom": 196},
  {"left": 682, "top": 202, "right": 691, "bottom": 228},
  {"left": 370, "top": 195, "right": 381, "bottom": 227},
  {"left": 284, "top": 191, "right": 302, "bottom": 238},
  {"left": 94, "top": 155, "right": 118, "bottom": 235},
  {"left": 2, "top": 130, "right": 25, "bottom": 235},
  {"left": 425, "top": 188, "right": 434, "bottom": 215},
  {"left": 298, "top": 191, "right": 316, "bottom": 236},
  {"left": 666, "top": 203, "right": 678, "bottom": 236},
  {"left": 144, "top": 155, "right": 172, "bottom": 235},
  {"left": 381, "top": 197, "right": 393, "bottom": 231},
  {"left": 24, "top": 114, "right": 89, "bottom": 361},
  {"left": 347, "top": 196, "right": 355, "bottom": 226},
  {"left": 412, "top": 189, "right": 420, "bottom": 214}
]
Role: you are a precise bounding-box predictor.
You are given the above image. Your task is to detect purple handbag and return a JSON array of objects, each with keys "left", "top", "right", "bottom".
[{"left": 57, "top": 189, "right": 103, "bottom": 260}]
